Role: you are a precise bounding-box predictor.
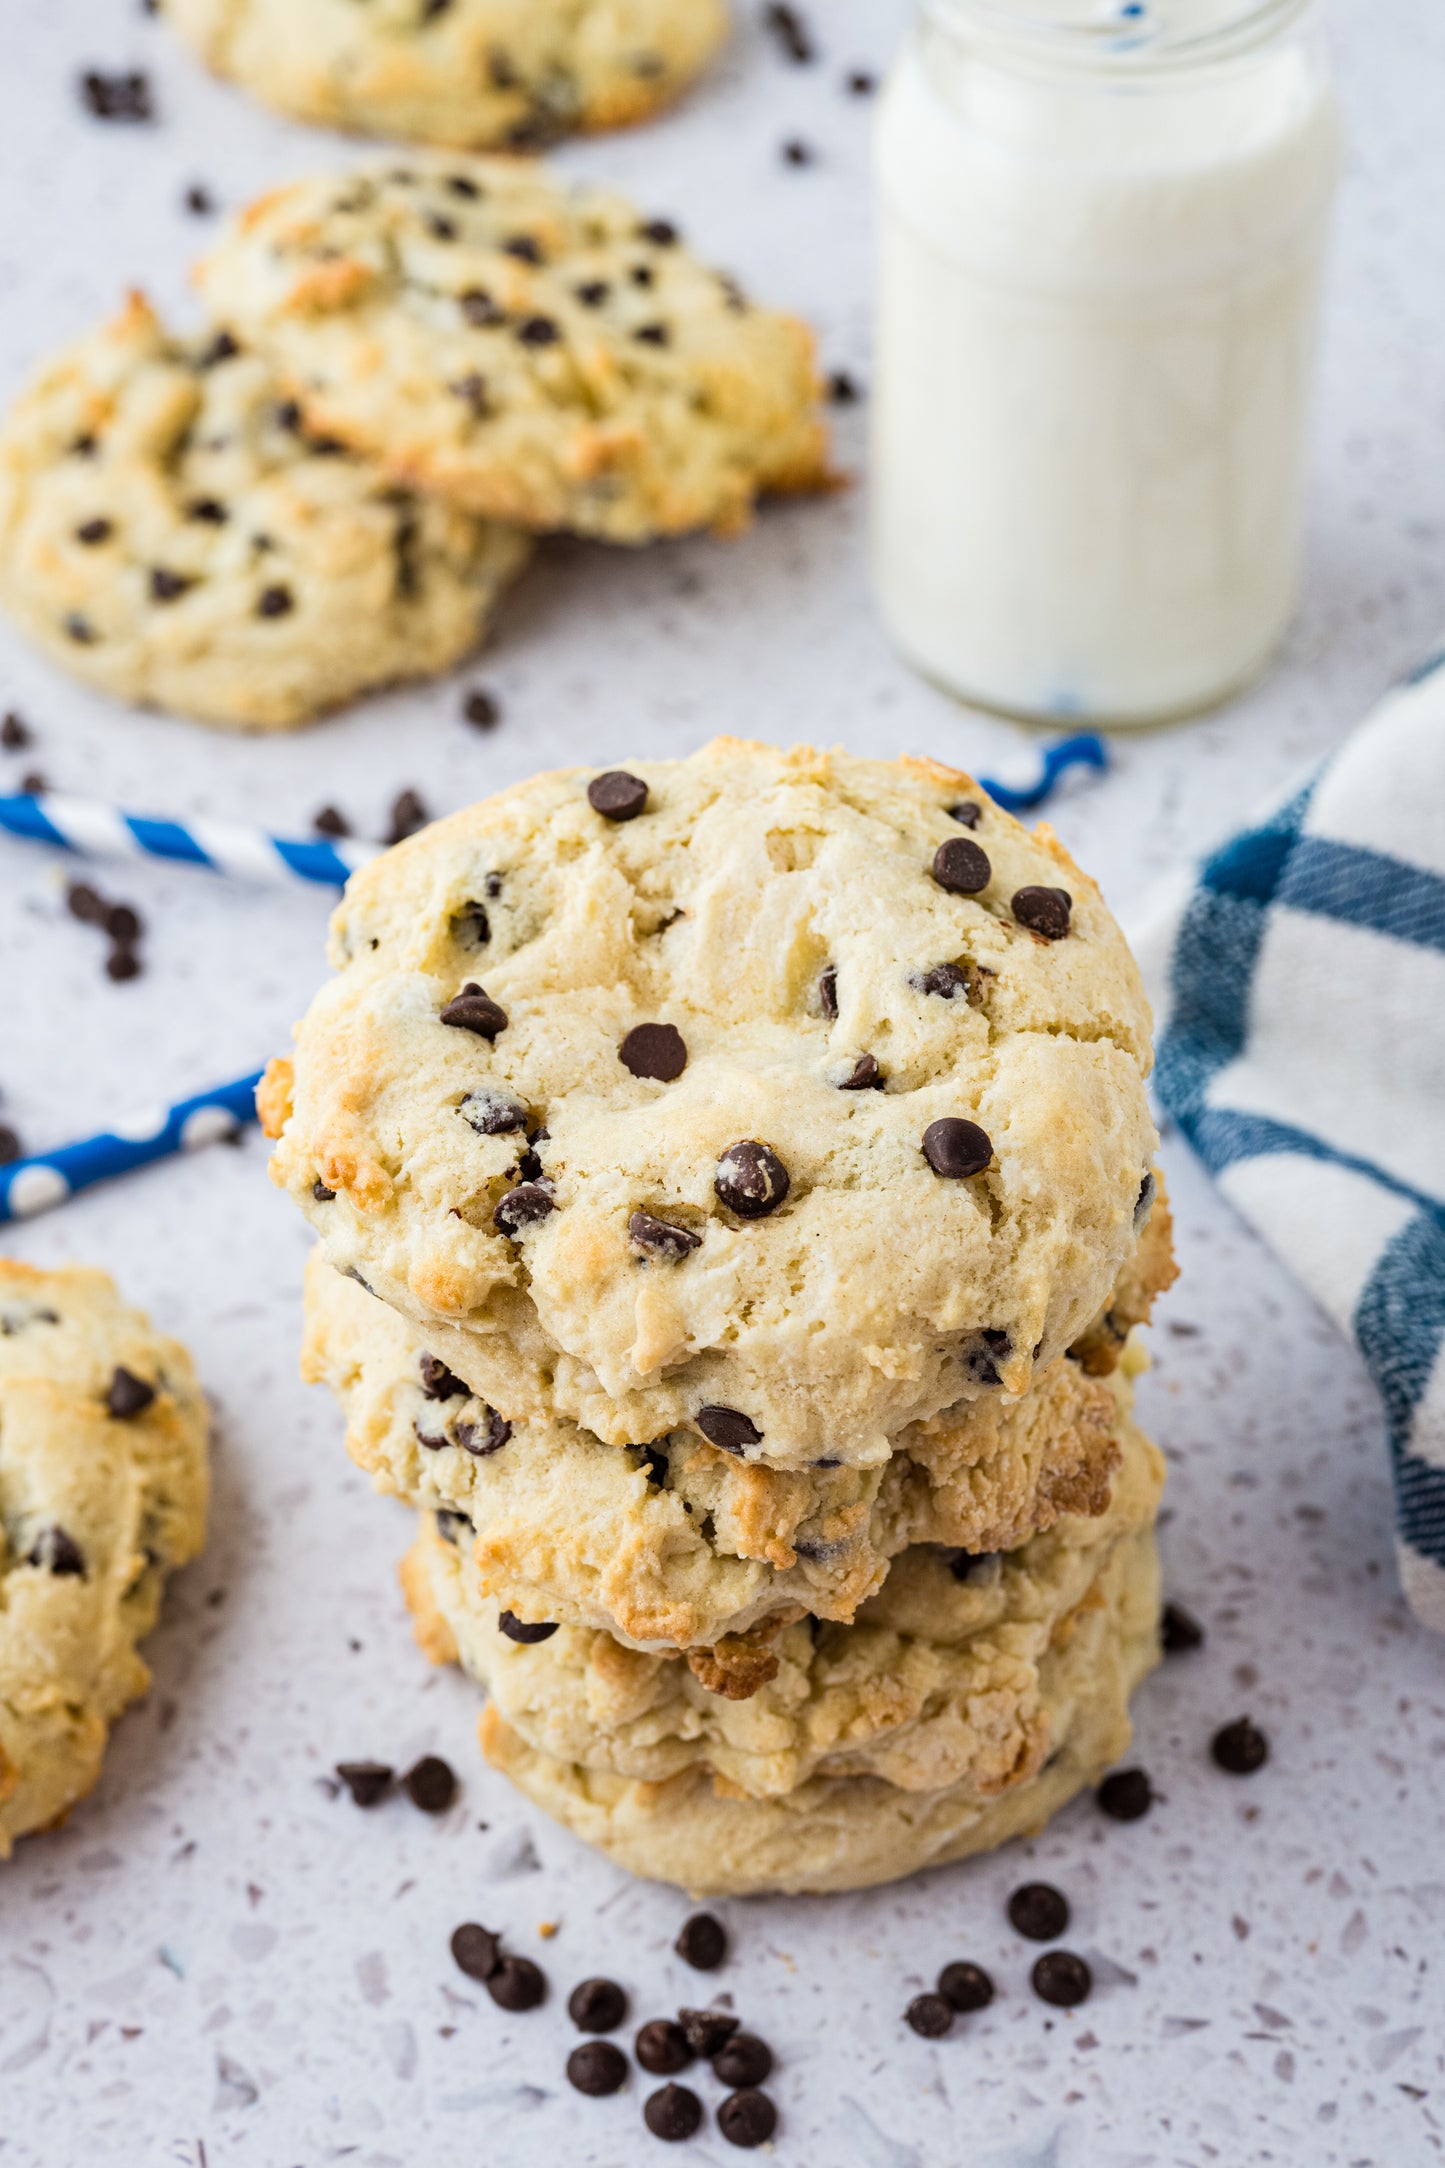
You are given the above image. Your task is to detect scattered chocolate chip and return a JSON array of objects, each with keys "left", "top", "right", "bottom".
[
  {"left": 715, "top": 1139, "right": 790, "bottom": 1219},
  {"left": 187, "top": 497, "right": 228, "bottom": 523},
  {"left": 0, "top": 1126, "right": 21, "bottom": 1166},
  {"left": 184, "top": 183, "right": 214, "bottom": 215},
  {"left": 1212, "top": 1717, "right": 1268, "bottom": 1775},
  {"left": 419, "top": 1352, "right": 469, "bottom": 1400},
  {"left": 763, "top": 2, "right": 814, "bottom": 62},
  {"left": 20, "top": 772, "right": 49, "bottom": 795},
  {"left": 65, "top": 614, "right": 97, "bottom": 644},
  {"left": 905, "top": 1992, "right": 953, "bottom": 2038},
  {"left": 712, "top": 2033, "right": 771, "bottom": 2086},
  {"left": 440, "top": 983, "right": 508, "bottom": 1038},
  {"left": 487, "top": 1955, "right": 546, "bottom": 2011},
  {"left": 917, "top": 962, "right": 973, "bottom": 1002},
  {"left": 636, "top": 2019, "right": 693, "bottom": 2074},
  {"left": 696, "top": 1405, "right": 761, "bottom": 1454},
  {"left": 498, "top": 1610, "right": 559, "bottom": 1644},
  {"left": 504, "top": 234, "right": 543, "bottom": 263},
  {"left": 107, "top": 1367, "right": 156, "bottom": 1419},
  {"left": 1012, "top": 885, "right": 1072, "bottom": 940},
  {"left": 922, "top": 1118, "right": 992, "bottom": 1179},
  {"left": 81, "top": 69, "right": 153, "bottom": 121},
  {"left": 629, "top": 1211, "right": 702, "bottom": 1261},
  {"left": 1, "top": 711, "right": 32, "bottom": 749},
  {"left": 1162, "top": 1601, "right": 1204, "bottom": 1654},
  {"left": 75, "top": 517, "right": 113, "bottom": 545},
  {"left": 457, "top": 1409, "right": 511, "bottom": 1456},
  {"left": 633, "top": 322, "right": 669, "bottom": 349},
  {"left": 675, "top": 1913, "right": 726, "bottom": 1970},
  {"left": 66, "top": 881, "right": 105, "bottom": 923},
  {"left": 446, "top": 171, "right": 479, "bottom": 197},
  {"left": 150, "top": 568, "right": 193, "bottom": 603},
  {"left": 1009, "top": 1883, "right": 1069, "bottom": 1942},
  {"left": 568, "top": 1977, "right": 628, "bottom": 2033},
  {"left": 948, "top": 800, "right": 983, "bottom": 829},
  {"left": 494, "top": 1182, "right": 554, "bottom": 1235},
  {"left": 1031, "top": 1951, "right": 1091, "bottom": 2007},
  {"left": 28, "top": 1526, "right": 85, "bottom": 1576},
  {"left": 846, "top": 68, "right": 877, "bottom": 94},
  {"left": 485, "top": 871, "right": 504, "bottom": 898},
  {"left": 619, "top": 1023, "right": 688, "bottom": 1082},
  {"left": 402, "top": 1754, "right": 457, "bottom": 1812},
  {"left": 782, "top": 138, "right": 814, "bottom": 165},
  {"left": 312, "top": 805, "right": 350, "bottom": 837},
  {"left": 827, "top": 370, "right": 860, "bottom": 404},
  {"left": 335, "top": 1760, "right": 393, "bottom": 1807},
  {"left": 938, "top": 1960, "right": 994, "bottom": 2012},
  {"left": 568, "top": 2040, "right": 628, "bottom": 2095},
  {"left": 460, "top": 287, "right": 505, "bottom": 327},
  {"left": 932, "top": 836, "right": 991, "bottom": 895},
  {"left": 460, "top": 1088, "right": 528, "bottom": 1136},
  {"left": 1098, "top": 1767, "right": 1153, "bottom": 1821},
  {"left": 450, "top": 1922, "right": 502, "bottom": 1980},
  {"left": 679, "top": 2008, "right": 738, "bottom": 2057},
  {"left": 516, "top": 315, "right": 560, "bottom": 346},
  {"left": 312, "top": 1179, "right": 336, "bottom": 1202},
  {"left": 106, "top": 946, "right": 142, "bottom": 982},
  {"left": 645, "top": 2082, "right": 702, "bottom": 2141},
  {"left": 718, "top": 2089, "right": 776, "bottom": 2148},
  {"left": 464, "top": 687, "right": 500, "bottom": 731},
  {"left": 587, "top": 770, "right": 649, "bottom": 821},
  {"left": 837, "top": 1053, "right": 881, "bottom": 1090},
  {"left": 385, "top": 788, "right": 430, "bottom": 844},
  {"left": 818, "top": 963, "right": 838, "bottom": 1019},
  {"left": 639, "top": 217, "right": 679, "bottom": 245},
  {"left": 104, "top": 902, "right": 141, "bottom": 943},
  {"left": 199, "top": 330, "right": 239, "bottom": 369},
  {"left": 576, "top": 279, "right": 611, "bottom": 306},
  {"left": 426, "top": 212, "right": 458, "bottom": 240},
  {"left": 257, "top": 584, "right": 294, "bottom": 619}
]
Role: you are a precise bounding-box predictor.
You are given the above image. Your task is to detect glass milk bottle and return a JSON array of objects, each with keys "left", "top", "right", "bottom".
[{"left": 871, "top": 0, "right": 1341, "bottom": 725}]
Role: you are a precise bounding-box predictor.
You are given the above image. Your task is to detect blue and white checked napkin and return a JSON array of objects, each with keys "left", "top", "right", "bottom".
[{"left": 1130, "top": 655, "right": 1445, "bottom": 1630}]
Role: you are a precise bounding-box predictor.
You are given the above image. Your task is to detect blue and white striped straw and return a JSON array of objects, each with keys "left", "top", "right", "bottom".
[
  {"left": 0, "top": 1070, "right": 266, "bottom": 1223},
  {"left": 0, "top": 789, "right": 380, "bottom": 891}
]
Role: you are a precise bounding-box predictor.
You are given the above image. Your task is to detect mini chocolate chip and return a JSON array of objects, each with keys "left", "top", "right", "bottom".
[
  {"left": 28, "top": 1526, "right": 85, "bottom": 1576},
  {"left": 1, "top": 711, "right": 32, "bottom": 748},
  {"left": 917, "top": 962, "right": 973, "bottom": 1001},
  {"left": 1135, "top": 1170, "right": 1157, "bottom": 1226},
  {"left": 782, "top": 139, "right": 813, "bottom": 165},
  {"left": 81, "top": 69, "right": 154, "bottom": 120},
  {"left": 948, "top": 800, "right": 982, "bottom": 829},
  {"left": 568, "top": 2040, "right": 628, "bottom": 2095},
  {"left": 636, "top": 2019, "right": 693, "bottom": 2074},
  {"left": 447, "top": 172, "right": 480, "bottom": 197},
  {"left": 464, "top": 687, "right": 500, "bottom": 730},
  {"left": 1212, "top": 1717, "right": 1268, "bottom": 1775},
  {"left": 932, "top": 836, "right": 991, "bottom": 895},
  {"left": 198, "top": 330, "right": 240, "bottom": 369},
  {"left": 1031, "top": 1951, "right": 1091, "bottom": 2007},
  {"left": 274, "top": 400, "right": 303, "bottom": 432},
  {"left": 0, "top": 1126, "right": 21, "bottom": 1166},
  {"left": 498, "top": 1610, "right": 559, "bottom": 1643},
  {"left": 150, "top": 568, "right": 193, "bottom": 603},
  {"left": 576, "top": 279, "right": 611, "bottom": 306},
  {"left": 488, "top": 1956, "right": 546, "bottom": 2011},
  {"left": 485, "top": 871, "right": 504, "bottom": 898},
  {"left": 837, "top": 1053, "right": 881, "bottom": 1090},
  {"left": 66, "top": 881, "right": 105, "bottom": 923},
  {"left": 504, "top": 234, "right": 543, "bottom": 263},
  {"left": 639, "top": 217, "right": 679, "bottom": 244},
  {"left": 312, "top": 1179, "right": 336, "bottom": 1201},
  {"left": 440, "top": 983, "right": 508, "bottom": 1038},
  {"left": 460, "top": 287, "right": 505, "bottom": 326},
  {"left": 187, "top": 497, "right": 228, "bottom": 523},
  {"left": 20, "top": 771, "right": 47, "bottom": 796},
  {"left": 70, "top": 436, "right": 97, "bottom": 458},
  {"left": 645, "top": 2083, "right": 702, "bottom": 2141},
  {"left": 818, "top": 963, "right": 838, "bottom": 1019},
  {"left": 1098, "top": 1768, "right": 1153, "bottom": 1821},
  {"left": 634, "top": 322, "right": 670, "bottom": 345},
  {"left": 763, "top": 1, "right": 813, "bottom": 60},
  {"left": 1009, "top": 1883, "right": 1069, "bottom": 1941},
  {"left": 679, "top": 2008, "right": 738, "bottom": 2056},
  {"left": 827, "top": 370, "right": 860, "bottom": 404},
  {"left": 1162, "top": 1601, "right": 1204, "bottom": 1654},
  {"left": 714, "top": 1139, "right": 790, "bottom": 1219},
  {"left": 426, "top": 212, "right": 457, "bottom": 239},
  {"left": 569, "top": 1977, "right": 628, "bottom": 2033},
  {"left": 712, "top": 2033, "right": 771, "bottom": 2086},
  {"left": 419, "top": 1352, "right": 469, "bottom": 1400},
  {"left": 938, "top": 1960, "right": 994, "bottom": 2012},
  {"left": 257, "top": 584, "right": 294, "bottom": 619},
  {"left": 65, "top": 614, "right": 97, "bottom": 644},
  {"left": 718, "top": 2089, "right": 776, "bottom": 2148},
  {"left": 451, "top": 900, "right": 491, "bottom": 948},
  {"left": 386, "top": 788, "right": 430, "bottom": 844},
  {"left": 517, "top": 315, "right": 559, "bottom": 346},
  {"left": 494, "top": 1182, "right": 554, "bottom": 1235},
  {"left": 696, "top": 1405, "right": 761, "bottom": 1454},
  {"left": 629, "top": 1211, "right": 703, "bottom": 1261},
  {"left": 107, "top": 1367, "right": 156, "bottom": 1419},
  {"left": 313, "top": 805, "right": 349, "bottom": 836},
  {"left": 922, "top": 1118, "right": 992, "bottom": 1179},
  {"left": 403, "top": 1754, "right": 457, "bottom": 1812},
  {"left": 1012, "top": 885, "right": 1072, "bottom": 940},
  {"left": 106, "top": 946, "right": 142, "bottom": 982},
  {"left": 451, "top": 1922, "right": 501, "bottom": 1980},
  {"left": 335, "top": 1760, "right": 393, "bottom": 1807},
  {"left": 846, "top": 69, "right": 877, "bottom": 94},
  {"left": 461, "top": 1088, "right": 527, "bottom": 1135},
  {"left": 587, "top": 770, "right": 649, "bottom": 820},
  {"left": 457, "top": 1409, "right": 512, "bottom": 1456},
  {"left": 619, "top": 1023, "right": 687, "bottom": 1082},
  {"left": 905, "top": 1993, "right": 953, "bottom": 2038},
  {"left": 184, "top": 183, "right": 214, "bottom": 215},
  {"left": 674, "top": 1913, "right": 726, "bottom": 1970},
  {"left": 75, "top": 517, "right": 112, "bottom": 545},
  {"left": 104, "top": 902, "right": 141, "bottom": 943}
]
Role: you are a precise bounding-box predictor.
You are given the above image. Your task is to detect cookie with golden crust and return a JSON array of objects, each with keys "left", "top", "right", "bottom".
[
  {"left": 0, "top": 293, "right": 531, "bottom": 730},
  {"left": 194, "top": 161, "right": 829, "bottom": 543},
  {"left": 403, "top": 1406, "right": 1164, "bottom": 1893},
  {"left": 304, "top": 1251, "right": 1149, "bottom": 1676},
  {"left": 165, "top": 0, "right": 728, "bottom": 150},
  {"left": 263, "top": 740, "right": 1158, "bottom": 1469},
  {"left": 0, "top": 1263, "right": 208, "bottom": 1858}
]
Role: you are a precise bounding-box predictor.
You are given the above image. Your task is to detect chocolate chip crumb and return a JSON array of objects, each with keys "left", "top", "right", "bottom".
[
  {"left": 451, "top": 1921, "right": 502, "bottom": 1980},
  {"left": 402, "top": 1754, "right": 457, "bottom": 1812},
  {"left": 107, "top": 1366, "right": 156, "bottom": 1419},
  {"left": 498, "top": 1610, "right": 559, "bottom": 1644},
  {"left": 569, "top": 1978, "right": 628, "bottom": 2033},
  {"left": 636, "top": 2018, "right": 693, "bottom": 2074},
  {"left": 568, "top": 2040, "right": 628, "bottom": 2095},
  {"left": 714, "top": 1139, "right": 790, "bottom": 1219},
  {"left": 717, "top": 2089, "right": 777, "bottom": 2147},
  {"left": 335, "top": 1760, "right": 393, "bottom": 1807},
  {"left": 674, "top": 1913, "right": 726, "bottom": 1970},
  {"left": 922, "top": 1118, "right": 992, "bottom": 1179},
  {"left": 1098, "top": 1768, "right": 1153, "bottom": 1821},
  {"left": 712, "top": 2033, "right": 771, "bottom": 2086},
  {"left": 1162, "top": 1601, "right": 1204, "bottom": 1654},
  {"left": 487, "top": 1955, "right": 546, "bottom": 2011},
  {"left": 1031, "top": 1950, "right": 1091, "bottom": 2007},
  {"left": 1008, "top": 1883, "right": 1069, "bottom": 1941},
  {"left": 644, "top": 2082, "right": 702, "bottom": 2140},
  {"left": 1211, "top": 1717, "right": 1268, "bottom": 1775},
  {"left": 938, "top": 1960, "right": 994, "bottom": 2012},
  {"left": 587, "top": 770, "right": 649, "bottom": 821},
  {"left": 905, "top": 1992, "right": 953, "bottom": 2038}
]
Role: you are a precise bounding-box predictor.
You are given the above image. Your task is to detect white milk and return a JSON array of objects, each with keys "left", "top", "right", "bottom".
[{"left": 872, "top": 0, "right": 1340, "bottom": 724}]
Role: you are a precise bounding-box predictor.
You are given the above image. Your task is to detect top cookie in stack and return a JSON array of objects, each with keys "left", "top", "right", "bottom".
[{"left": 262, "top": 738, "right": 1158, "bottom": 1471}]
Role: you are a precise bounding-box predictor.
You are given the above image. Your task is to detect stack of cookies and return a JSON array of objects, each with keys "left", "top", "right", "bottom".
[
  {"left": 263, "top": 739, "right": 1176, "bottom": 1895},
  {"left": 0, "top": 158, "right": 829, "bottom": 728}
]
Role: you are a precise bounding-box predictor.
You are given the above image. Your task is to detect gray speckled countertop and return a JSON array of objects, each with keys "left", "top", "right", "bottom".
[{"left": 2, "top": 3, "right": 1444, "bottom": 2163}]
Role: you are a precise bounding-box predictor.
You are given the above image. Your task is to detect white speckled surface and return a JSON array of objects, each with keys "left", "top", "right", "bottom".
[{"left": 2, "top": 3, "right": 1444, "bottom": 2162}]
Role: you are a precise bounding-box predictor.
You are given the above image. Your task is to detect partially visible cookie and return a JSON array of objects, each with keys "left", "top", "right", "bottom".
[
  {"left": 304, "top": 1251, "right": 1136, "bottom": 1676},
  {"left": 166, "top": 0, "right": 729, "bottom": 150},
  {"left": 0, "top": 1262, "right": 208, "bottom": 1858},
  {"left": 195, "top": 162, "right": 830, "bottom": 543},
  {"left": 0, "top": 293, "right": 531, "bottom": 729}
]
